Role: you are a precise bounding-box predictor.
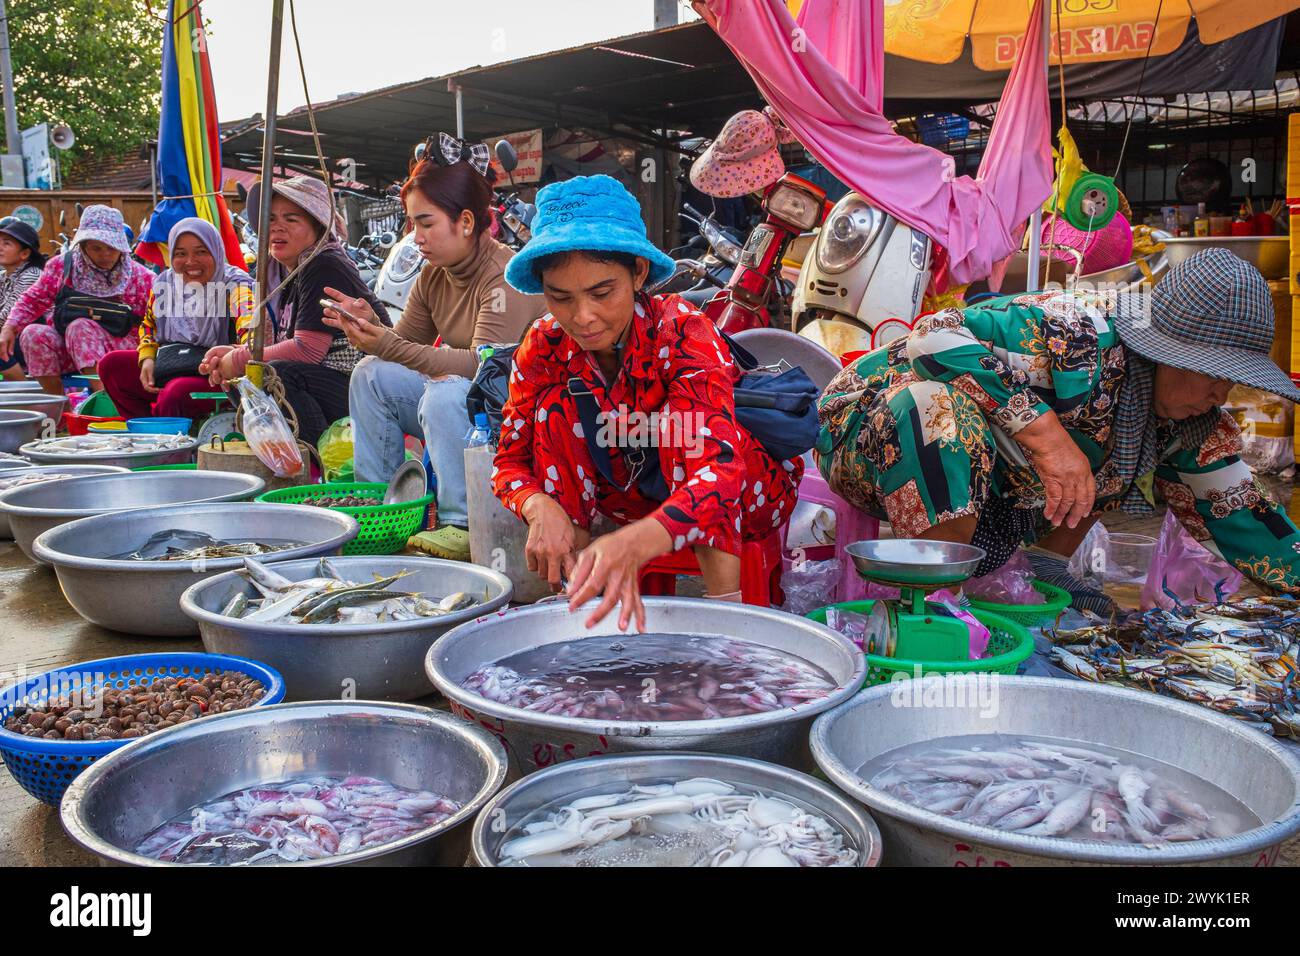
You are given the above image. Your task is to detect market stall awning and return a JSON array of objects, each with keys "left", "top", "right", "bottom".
[
  {"left": 220, "top": 22, "right": 763, "bottom": 186},
  {"left": 784, "top": 0, "right": 1300, "bottom": 67},
  {"left": 219, "top": 15, "right": 1294, "bottom": 187}
]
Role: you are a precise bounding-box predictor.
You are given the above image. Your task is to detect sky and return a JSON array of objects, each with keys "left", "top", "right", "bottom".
[{"left": 204, "top": 0, "right": 700, "bottom": 123}]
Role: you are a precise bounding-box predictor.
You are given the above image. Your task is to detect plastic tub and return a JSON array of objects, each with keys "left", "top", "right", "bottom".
[
  {"left": 1104, "top": 532, "right": 1156, "bottom": 585},
  {"left": 808, "top": 600, "right": 1034, "bottom": 685},
  {"left": 63, "top": 412, "right": 126, "bottom": 436},
  {"left": 131, "top": 463, "right": 198, "bottom": 472},
  {"left": 126, "top": 417, "right": 192, "bottom": 435}
]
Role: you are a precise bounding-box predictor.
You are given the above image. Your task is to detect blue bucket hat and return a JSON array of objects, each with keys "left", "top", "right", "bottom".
[{"left": 504, "top": 174, "right": 676, "bottom": 295}]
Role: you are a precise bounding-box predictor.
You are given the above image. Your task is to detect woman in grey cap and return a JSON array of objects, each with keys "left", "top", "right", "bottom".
[
  {"left": 200, "top": 175, "right": 387, "bottom": 445},
  {"left": 817, "top": 247, "right": 1300, "bottom": 606}
]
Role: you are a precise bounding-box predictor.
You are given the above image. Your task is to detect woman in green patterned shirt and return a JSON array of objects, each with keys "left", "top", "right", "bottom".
[{"left": 817, "top": 248, "right": 1300, "bottom": 597}]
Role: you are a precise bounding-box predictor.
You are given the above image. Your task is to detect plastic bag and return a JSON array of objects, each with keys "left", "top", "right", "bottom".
[
  {"left": 964, "top": 550, "right": 1045, "bottom": 605},
  {"left": 1068, "top": 522, "right": 1110, "bottom": 590},
  {"left": 235, "top": 376, "right": 304, "bottom": 477},
  {"left": 779, "top": 558, "right": 842, "bottom": 617},
  {"left": 318, "top": 417, "right": 354, "bottom": 483},
  {"left": 1228, "top": 385, "right": 1295, "bottom": 476},
  {"left": 1140, "top": 509, "right": 1244, "bottom": 610}
]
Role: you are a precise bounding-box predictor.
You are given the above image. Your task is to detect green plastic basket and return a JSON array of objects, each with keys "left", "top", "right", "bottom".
[
  {"left": 808, "top": 600, "right": 1034, "bottom": 686},
  {"left": 966, "top": 579, "right": 1072, "bottom": 628},
  {"left": 257, "top": 481, "right": 434, "bottom": 556}
]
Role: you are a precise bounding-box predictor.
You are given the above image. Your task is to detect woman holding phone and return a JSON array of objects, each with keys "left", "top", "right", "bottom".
[{"left": 322, "top": 134, "right": 543, "bottom": 561}]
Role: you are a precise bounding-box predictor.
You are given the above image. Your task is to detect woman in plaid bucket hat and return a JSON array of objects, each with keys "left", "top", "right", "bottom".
[{"left": 817, "top": 247, "right": 1300, "bottom": 608}]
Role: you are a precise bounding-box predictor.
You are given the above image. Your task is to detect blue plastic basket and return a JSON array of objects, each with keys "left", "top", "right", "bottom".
[{"left": 0, "top": 653, "right": 285, "bottom": 806}]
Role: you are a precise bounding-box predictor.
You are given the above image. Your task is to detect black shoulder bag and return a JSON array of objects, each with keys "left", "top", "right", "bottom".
[{"left": 52, "top": 262, "right": 140, "bottom": 339}]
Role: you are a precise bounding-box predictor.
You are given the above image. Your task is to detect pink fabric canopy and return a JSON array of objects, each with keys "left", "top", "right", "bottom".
[{"left": 699, "top": 0, "right": 1053, "bottom": 286}]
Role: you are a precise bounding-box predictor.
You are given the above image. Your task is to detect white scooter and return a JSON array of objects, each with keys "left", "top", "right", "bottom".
[{"left": 792, "top": 192, "right": 934, "bottom": 356}]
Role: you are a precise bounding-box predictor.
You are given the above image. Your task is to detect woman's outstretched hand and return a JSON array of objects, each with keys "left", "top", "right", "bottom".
[
  {"left": 1015, "top": 411, "right": 1096, "bottom": 529},
  {"left": 566, "top": 520, "right": 672, "bottom": 632}
]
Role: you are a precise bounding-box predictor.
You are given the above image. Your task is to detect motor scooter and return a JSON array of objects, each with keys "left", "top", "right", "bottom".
[
  {"left": 700, "top": 172, "right": 827, "bottom": 334},
  {"left": 792, "top": 191, "right": 934, "bottom": 356}
]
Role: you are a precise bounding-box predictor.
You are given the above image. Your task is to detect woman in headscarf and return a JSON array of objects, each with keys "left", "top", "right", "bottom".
[
  {"left": 200, "top": 175, "right": 387, "bottom": 445},
  {"left": 0, "top": 205, "right": 153, "bottom": 396},
  {"left": 0, "top": 217, "right": 46, "bottom": 381},
  {"left": 98, "top": 217, "right": 254, "bottom": 419},
  {"left": 818, "top": 248, "right": 1300, "bottom": 609},
  {"left": 493, "top": 175, "right": 803, "bottom": 631}
]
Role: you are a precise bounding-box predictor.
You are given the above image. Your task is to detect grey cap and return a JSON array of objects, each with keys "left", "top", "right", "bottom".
[{"left": 1113, "top": 246, "right": 1300, "bottom": 403}]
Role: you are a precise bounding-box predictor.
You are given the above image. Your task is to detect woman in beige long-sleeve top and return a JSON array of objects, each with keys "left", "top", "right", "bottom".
[{"left": 322, "top": 136, "right": 545, "bottom": 560}]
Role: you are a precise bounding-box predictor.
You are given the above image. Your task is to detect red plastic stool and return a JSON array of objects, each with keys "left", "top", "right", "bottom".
[{"left": 639, "top": 531, "right": 786, "bottom": 607}]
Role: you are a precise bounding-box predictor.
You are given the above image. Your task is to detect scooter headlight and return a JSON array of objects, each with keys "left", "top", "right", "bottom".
[
  {"left": 765, "top": 181, "right": 823, "bottom": 232},
  {"left": 817, "top": 198, "right": 882, "bottom": 274},
  {"left": 387, "top": 237, "right": 424, "bottom": 283}
]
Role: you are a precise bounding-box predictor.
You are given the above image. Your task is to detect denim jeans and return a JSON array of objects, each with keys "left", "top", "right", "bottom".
[{"left": 349, "top": 356, "right": 472, "bottom": 527}]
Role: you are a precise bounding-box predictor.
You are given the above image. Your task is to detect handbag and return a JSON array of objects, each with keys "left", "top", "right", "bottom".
[
  {"left": 151, "top": 342, "right": 206, "bottom": 385},
  {"left": 465, "top": 344, "right": 519, "bottom": 443},
  {"left": 52, "top": 262, "right": 139, "bottom": 339}
]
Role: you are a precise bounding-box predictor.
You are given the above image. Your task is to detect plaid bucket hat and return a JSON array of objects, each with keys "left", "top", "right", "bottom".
[{"left": 1113, "top": 246, "right": 1300, "bottom": 403}]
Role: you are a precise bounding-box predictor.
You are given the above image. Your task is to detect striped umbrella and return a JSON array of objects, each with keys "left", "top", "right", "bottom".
[{"left": 137, "top": 0, "right": 244, "bottom": 269}]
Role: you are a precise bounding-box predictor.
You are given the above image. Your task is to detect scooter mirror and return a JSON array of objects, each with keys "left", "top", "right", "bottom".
[
  {"left": 58, "top": 210, "right": 66, "bottom": 227},
  {"left": 495, "top": 140, "right": 518, "bottom": 174},
  {"left": 236, "top": 182, "right": 248, "bottom": 203},
  {"left": 75, "top": 202, "right": 83, "bottom": 217}
]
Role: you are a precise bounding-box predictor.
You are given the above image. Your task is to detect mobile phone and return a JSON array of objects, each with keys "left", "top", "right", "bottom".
[{"left": 320, "top": 298, "right": 365, "bottom": 323}]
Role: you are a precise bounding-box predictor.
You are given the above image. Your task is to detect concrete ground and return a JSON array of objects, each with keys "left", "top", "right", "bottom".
[{"left": 2, "top": 490, "right": 1298, "bottom": 866}]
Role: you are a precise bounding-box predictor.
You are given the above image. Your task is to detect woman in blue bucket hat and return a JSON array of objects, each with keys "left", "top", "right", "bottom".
[{"left": 494, "top": 174, "right": 804, "bottom": 630}]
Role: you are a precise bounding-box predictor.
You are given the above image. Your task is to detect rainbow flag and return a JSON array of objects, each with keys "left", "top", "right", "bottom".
[{"left": 137, "top": 0, "right": 244, "bottom": 270}]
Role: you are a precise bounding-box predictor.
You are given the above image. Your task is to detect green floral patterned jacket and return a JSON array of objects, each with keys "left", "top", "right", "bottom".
[{"left": 905, "top": 291, "right": 1300, "bottom": 594}]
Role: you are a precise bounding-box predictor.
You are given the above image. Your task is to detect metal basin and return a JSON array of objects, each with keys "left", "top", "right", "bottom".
[
  {"left": 730, "top": 327, "right": 844, "bottom": 391},
  {"left": 471, "top": 751, "right": 882, "bottom": 867},
  {"left": 19, "top": 432, "right": 199, "bottom": 470},
  {"left": 426, "top": 598, "right": 867, "bottom": 775},
  {"left": 0, "top": 464, "right": 129, "bottom": 538},
  {"left": 182, "top": 556, "right": 513, "bottom": 701},
  {"left": 811, "top": 676, "right": 1300, "bottom": 866},
  {"left": 1161, "top": 236, "right": 1289, "bottom": 280},
  {"left": 0, "top": 469, "right": 265, "bottom": 563},
  {"left": 845, "top": 538, "right": 985, "bottom": 588},
  {"left": 0, "top": 392, "right": 67, "bottom": 421},
  {"left": 0, "top": 409, "right": 48, "bottom": 454},
  {"left": 0, "top": 381, "right": 42, "bottom": 392},
  {"left": 33, "top": 503, "right": 361, "bottom": 637},
  {"left": 60, "top": 700, "right": 508, "bottom": 867}
]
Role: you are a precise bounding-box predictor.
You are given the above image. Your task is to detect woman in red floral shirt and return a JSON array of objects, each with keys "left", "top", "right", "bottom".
[{"left": 495, "top": 175, "right": 801, "bottom": 630}]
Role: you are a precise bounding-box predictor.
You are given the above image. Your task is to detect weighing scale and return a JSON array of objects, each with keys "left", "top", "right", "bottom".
[{"left": 845, "top": 539, "right": 987, "bottom": 661}]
